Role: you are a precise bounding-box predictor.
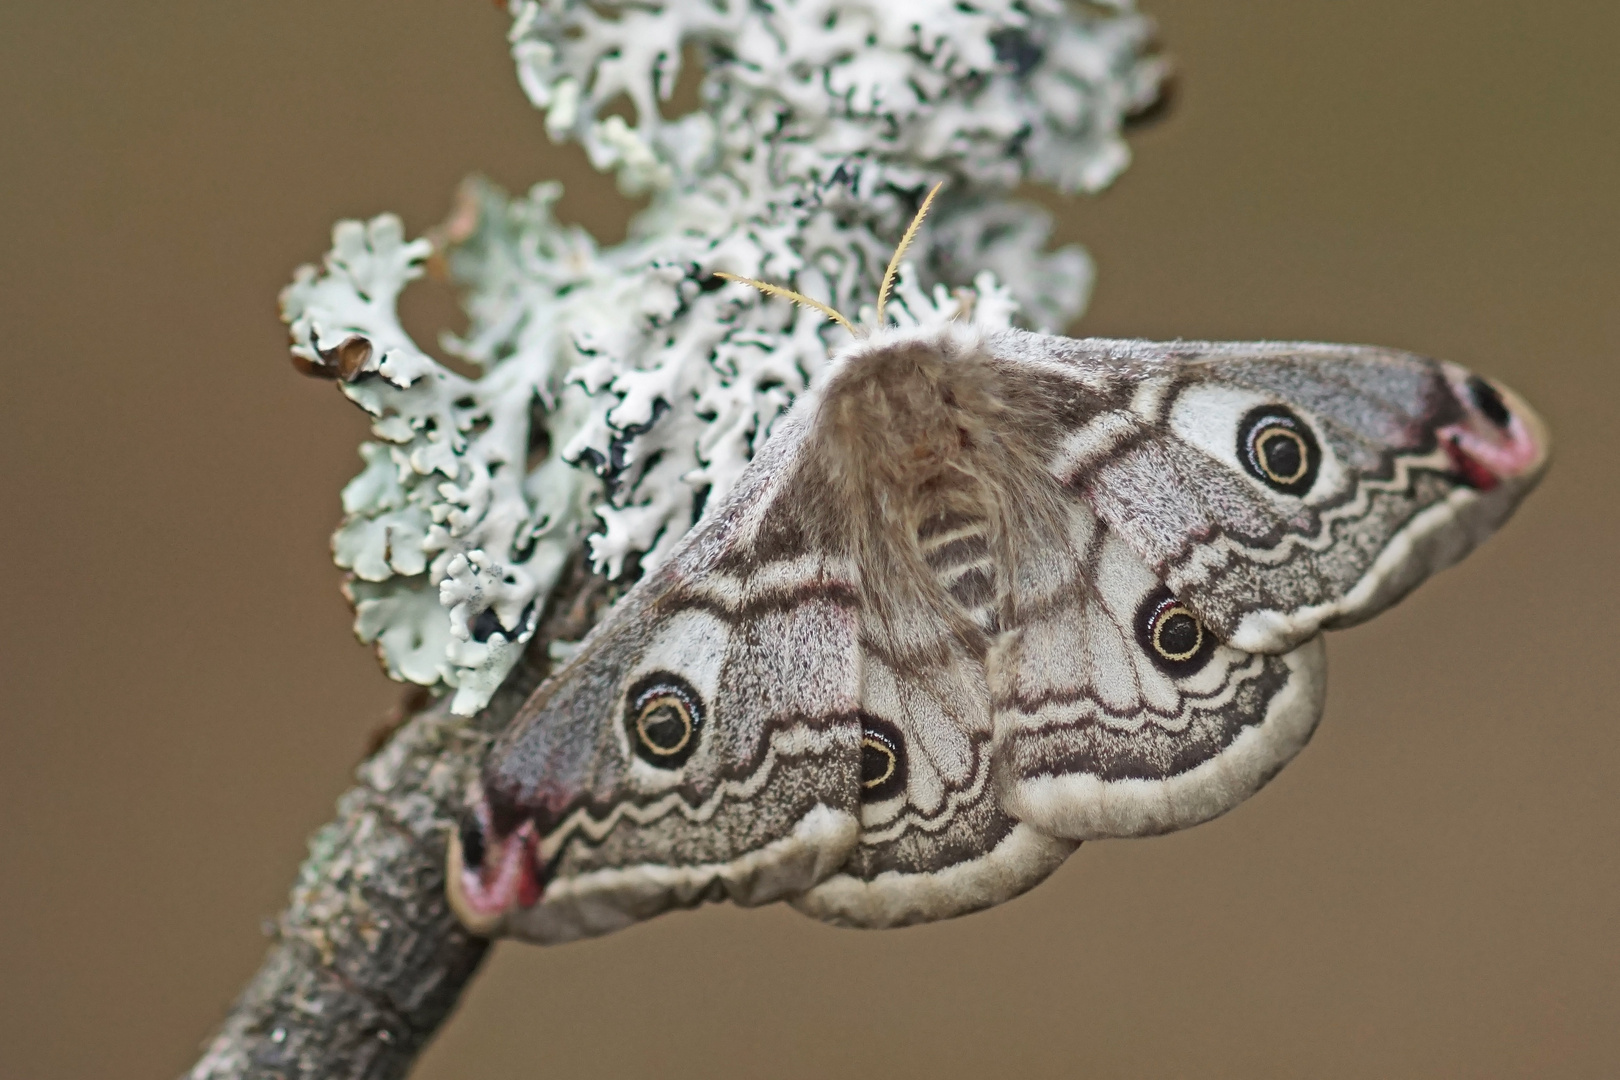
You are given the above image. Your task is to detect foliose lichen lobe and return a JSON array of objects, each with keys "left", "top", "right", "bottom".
[{"left": 280, "top": 0, "right": 1166, "bottom": 713}]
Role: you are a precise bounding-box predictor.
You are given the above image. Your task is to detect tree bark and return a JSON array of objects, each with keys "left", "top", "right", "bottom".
[{"left": 185, "top": 555, "right": 610, "bottom": 1080}]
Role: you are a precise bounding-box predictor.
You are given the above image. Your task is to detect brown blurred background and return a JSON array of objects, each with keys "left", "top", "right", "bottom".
[{"left": 2, "top": 2, "right": 1615, "bottom": 1077}]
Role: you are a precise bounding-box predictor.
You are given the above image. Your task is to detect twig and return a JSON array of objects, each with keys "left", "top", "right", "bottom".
[{"left": 183, "top": 554, "right": 610, "bottom": 1080}]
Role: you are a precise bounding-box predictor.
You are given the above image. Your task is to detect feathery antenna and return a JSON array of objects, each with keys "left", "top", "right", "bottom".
[
  {"left": 712, "top": 272, "right": 858, "bottom": 336},
  {"left": 875, "top": 181, "right": 944, "bottom": 328},
  {"left": 712, "top": 179, "right": 945, "bottom": 335}
]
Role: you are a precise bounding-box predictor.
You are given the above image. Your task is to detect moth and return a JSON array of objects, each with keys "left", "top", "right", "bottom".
[{"left": 448, "top": 193, "right": 1549, "bottom": 944}]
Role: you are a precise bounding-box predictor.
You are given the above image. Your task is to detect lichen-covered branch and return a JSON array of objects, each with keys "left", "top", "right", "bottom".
[
  {"left": 188, "top": 3, "right": 1166, "bottom": 1076},
  {"left": 183, "top": 701, "right": 492, "bottom": 1080}
]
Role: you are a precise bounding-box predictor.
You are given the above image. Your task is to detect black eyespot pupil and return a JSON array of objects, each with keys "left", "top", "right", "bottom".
[
  {"left": 639, "top": 703, "right": 689, "bottom": 752},
  {"left": 458, "top": 814, "right": 486, "bottom": 871},
  {"left": 1135, "top": 588, "right": 1215, "bottom": 674},
  {"left": 857, "top": 715, "right": 907, "bottom": 802},
  {"left": 1156, "top": 611, "right": 1200, "bottom": 658},
  {"left": 1260, "top": 430, "right": 1302, "bottom": 481},
  {"left": 1466, "top": 374, "right": 1511, "bottom": 429},
  {"left": 861, "top": 741, "right": 895, "bottom": 787},
  {"left": 1238, "top": 406, "right": 1320, "bottom": 495}
]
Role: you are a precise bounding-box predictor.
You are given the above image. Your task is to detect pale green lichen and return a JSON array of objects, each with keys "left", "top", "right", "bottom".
[{"left": 281, "top": 0, "right": 1166, "bottom": 713}]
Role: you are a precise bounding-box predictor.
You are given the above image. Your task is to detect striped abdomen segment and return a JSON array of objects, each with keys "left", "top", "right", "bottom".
[{"left": 918, "top": 511, "right": 1000, "bottom": 633}]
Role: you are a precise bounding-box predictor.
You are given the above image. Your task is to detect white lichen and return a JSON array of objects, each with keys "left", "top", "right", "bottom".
[{"left": 281, "top": 0, "right": 1167, "bottom": 713}]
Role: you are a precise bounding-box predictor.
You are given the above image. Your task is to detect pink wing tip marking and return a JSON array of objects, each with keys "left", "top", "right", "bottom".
[
  {"left": 1438, "top": 365, "right": 1546, "bottom": 491},
  {"left": 447, "top": 802, "right": 542, "bottom": 935}
]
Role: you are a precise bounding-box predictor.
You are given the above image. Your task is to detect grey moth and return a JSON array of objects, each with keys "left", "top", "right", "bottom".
[{"left": 448, "top": 209, "right": 1548, "bottom": 944}]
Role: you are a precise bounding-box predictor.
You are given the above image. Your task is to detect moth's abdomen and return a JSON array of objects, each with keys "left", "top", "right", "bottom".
[{"left": 918, "top": 509, "right": 1001, "bottom": 633}]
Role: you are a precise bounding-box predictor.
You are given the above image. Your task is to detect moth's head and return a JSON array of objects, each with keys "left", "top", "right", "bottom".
[{"left": 446, "top": 788, "right": 543, "bottom": 936}]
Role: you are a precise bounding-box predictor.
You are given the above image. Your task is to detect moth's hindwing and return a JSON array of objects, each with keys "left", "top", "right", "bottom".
[
  {"left": 451, "top": 325, "right": 1548, "bottom": 943},
  {"left": 991, "top": 507, "right": 1329, "bottom": 841}
]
